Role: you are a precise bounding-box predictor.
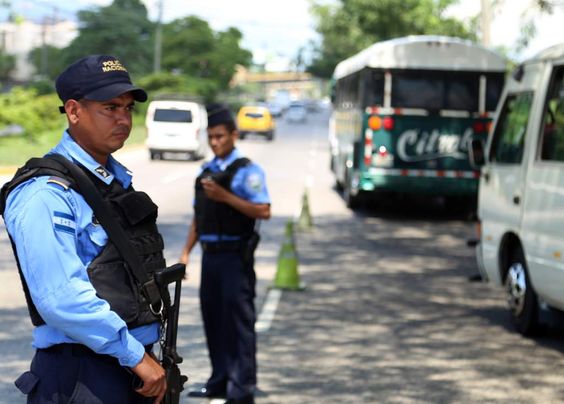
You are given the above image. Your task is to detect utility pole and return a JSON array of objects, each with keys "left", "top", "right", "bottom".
[
  {"left": 40, "top": 6, "right": 57, "bottom": 78},
  {"left": 40, "top": 15, "right": 47, "bottom": 76},
  {"left": 0, "top": 0, "right": 11, "bottom": 51},
  {"left": 480, "top": 0, "right": 492, "bottom": 47},
  {"left": 153, "top": 0, "right": 163, "bottom": 73}
]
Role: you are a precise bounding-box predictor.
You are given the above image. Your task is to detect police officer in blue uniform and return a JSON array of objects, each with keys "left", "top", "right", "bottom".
[
  {"left": 181, "top": 104, "right": 271, "bottom": 404},
  {"left": 1, "top": 55, "right": 167, "bottom": 403}
]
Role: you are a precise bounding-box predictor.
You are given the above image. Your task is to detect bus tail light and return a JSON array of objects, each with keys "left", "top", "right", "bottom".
[
  {"left": 473, "top": 121, "right": 485, "bottom": 133},
  {"left": 383, "top": 117, "right": 394, "bottom": 131},
  {"left": 368, "top": 116, "right": 382, "bottom": 130},
  {"left": 364, "top": 130, "right": 373, "bottom": 166}
]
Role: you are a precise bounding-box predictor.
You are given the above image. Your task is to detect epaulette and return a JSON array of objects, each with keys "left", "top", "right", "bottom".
[{"left": 47, "top": 176, "right": 71, "bottom": 190}]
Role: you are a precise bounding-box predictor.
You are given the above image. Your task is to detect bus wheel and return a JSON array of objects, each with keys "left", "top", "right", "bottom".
[
  {"left": 343, "top": 179, "right": 361, "bottom": 209},
  {"left": 504, "top": 247, "right": 540, "bottom": 335}
]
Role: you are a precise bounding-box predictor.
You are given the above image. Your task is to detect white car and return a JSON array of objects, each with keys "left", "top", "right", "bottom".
[
  {"left": 471, "top": 42, "right": 564, "bottom": 335},
  {"left": 286, "top": 102, "right": 307, "bottom": 123},
  {"left": 145, "top": 99, "right": 208, "bottom": 160}
]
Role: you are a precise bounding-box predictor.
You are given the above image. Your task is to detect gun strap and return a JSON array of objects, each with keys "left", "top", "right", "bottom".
[{"left": 46, "top": 154, "right": 161, "bottom": 306}]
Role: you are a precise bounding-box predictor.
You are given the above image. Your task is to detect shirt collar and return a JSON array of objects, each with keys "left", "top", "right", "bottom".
[
  {"left": 48, "top": 130, "right": 133, "bottom": 188},
  {"left": 212, "top": 148, "right": 241, "bottom": 171}
]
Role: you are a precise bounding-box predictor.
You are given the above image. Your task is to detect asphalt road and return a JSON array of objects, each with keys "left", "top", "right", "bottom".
[{"left": 2, "top": 108, "right": 564, "bottom": 403}]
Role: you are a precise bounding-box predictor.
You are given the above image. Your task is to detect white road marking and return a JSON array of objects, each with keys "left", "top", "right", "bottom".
[{"left": 255, "top": 289, "right": 282, "bottom": 333}]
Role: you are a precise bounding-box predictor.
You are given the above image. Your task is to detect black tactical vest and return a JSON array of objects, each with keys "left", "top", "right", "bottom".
[
  {"left": 194, "top": 157, "right": 255, "bottom": 238},
  {"left": 0, "top": 156, "right": 166, "bottom": 329}
]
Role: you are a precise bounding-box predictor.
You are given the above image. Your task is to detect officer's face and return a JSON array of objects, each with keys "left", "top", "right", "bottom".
[
  {"left": 207, "top": 124, "right": 237, "bottom": 158},
  {"left": 68, "top": 92, "right": 135, "bottom": 165}
]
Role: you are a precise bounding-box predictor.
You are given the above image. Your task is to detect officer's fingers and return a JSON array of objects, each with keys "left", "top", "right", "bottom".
[
  {"left": 154, "top": 381, "right": 167, "bottom": 404},
  {"left": 136, "top": 378, "right": 163, "bottom": 398}
]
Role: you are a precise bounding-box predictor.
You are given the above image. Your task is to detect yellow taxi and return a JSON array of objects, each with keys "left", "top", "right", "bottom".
[{"left": 236, "top": 105, "right": 275, "bottom": 141}]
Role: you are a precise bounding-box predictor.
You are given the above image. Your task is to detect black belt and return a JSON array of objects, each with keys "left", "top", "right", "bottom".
[
  {"left": 201, "top": 240, "right": 244, "bottom": 253},
  {"left": 40, "top": 343, "right": 153, "bottom": 364}
]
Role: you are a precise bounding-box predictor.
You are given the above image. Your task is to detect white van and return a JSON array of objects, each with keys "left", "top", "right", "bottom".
[
  {"left": 471, "top": 43, "right": 564, "bottom": 335},
  {"left": 145, "top": 99, "right": 208, "bottom": 160}
]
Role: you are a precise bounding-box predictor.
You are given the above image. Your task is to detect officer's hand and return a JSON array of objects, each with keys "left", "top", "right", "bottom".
[
  {"left": 132, "top": 352, "right": 167, "bottom": 403},
  {"left": 202, "top": 179, "right": 229, "bottom": 202},
  {"left": 180, "top": 256, "right": 189, "bottom": 280},
  {"left": 179, "top": 250, "right": 189, "bottom": 266}
]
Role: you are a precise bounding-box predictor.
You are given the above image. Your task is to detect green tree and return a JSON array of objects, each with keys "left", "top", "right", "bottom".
[
  {"left": 61, "top": 0, "right": 154, "bottom": 76},
  {"left": 308, "top": 0, "right": 475, "bottom": 78},
  {"left": 160, "top": 16, "right": 252, "bottom": 96},
  {"left": 161, "top": 16, "right": 215, "bottom": 77},
  {"left": 0, "top": 50, "right": 15, "bottom": 82},
  {"left": 27, "top": 45, "right": 66, "bottom": 81}
]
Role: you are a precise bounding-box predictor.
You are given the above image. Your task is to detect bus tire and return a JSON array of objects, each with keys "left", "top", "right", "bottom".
[
  {"left": 504, "top": 246, "right": 540, "bottom": 335},
  {"left": 344, "top": 177, "right": 361, "bottom": 209}
]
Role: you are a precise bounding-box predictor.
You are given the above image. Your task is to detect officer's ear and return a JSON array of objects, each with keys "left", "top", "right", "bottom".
[
  {"left": 64, "top": 99, "right": 82, "bottom": 124},
  {"left": 232, "top": 129, "right": 240, "bottom": 140}
]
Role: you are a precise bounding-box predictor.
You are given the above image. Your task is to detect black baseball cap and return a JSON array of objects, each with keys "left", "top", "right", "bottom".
[
  {"left": 206, "top": 103, "right": 234, "bottom": 127},
  {"left": 55, "top": 55, "right": 148, "bottom": 113}
]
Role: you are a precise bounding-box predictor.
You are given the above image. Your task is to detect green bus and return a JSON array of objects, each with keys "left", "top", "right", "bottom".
[{"left": 329, "top": 35, "right": 507, "bottom": 209}]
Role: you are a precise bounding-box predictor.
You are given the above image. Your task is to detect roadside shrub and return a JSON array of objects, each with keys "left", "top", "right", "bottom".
[{"left": 0, "top": 87, "right": 64, "bottom": 141}]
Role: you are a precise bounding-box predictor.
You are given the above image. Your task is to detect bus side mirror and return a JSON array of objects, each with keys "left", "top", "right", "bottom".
[{"left": 469, "top": 139, "right": 485, "bottom": 168}]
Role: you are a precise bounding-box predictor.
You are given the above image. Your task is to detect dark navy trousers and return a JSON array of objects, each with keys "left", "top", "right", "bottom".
[
  {"left": 15, "top": 346, "right": 153, "bottom": 403},
  {"left": 200, "top": 250, "right": 257, "bottom": 399}
]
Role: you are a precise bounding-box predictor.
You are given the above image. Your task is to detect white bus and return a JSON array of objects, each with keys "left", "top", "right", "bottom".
[{"left": 329, "top": 35, "right": 507, "bottom": 209}]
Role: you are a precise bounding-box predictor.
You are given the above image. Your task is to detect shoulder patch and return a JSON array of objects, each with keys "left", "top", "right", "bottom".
[
  {"left": 47, "top": 176, "right": 71, "bottom": 190},
  {"left": 53, "top": 211, "right": 76, "bottom": 235},
  {"left": 245, "top": 172, "right": 263, "bottom": 193}
]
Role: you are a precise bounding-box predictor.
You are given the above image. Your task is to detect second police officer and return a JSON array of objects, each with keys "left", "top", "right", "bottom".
[{"left": 181, "top": 104, "right": 271, "bottom": 404}]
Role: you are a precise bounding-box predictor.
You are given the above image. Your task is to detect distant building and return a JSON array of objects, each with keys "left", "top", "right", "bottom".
[
  {"left": 0, "top": 19, "right": 77, "bottom": 82},
  {"left": 231, "top": 65, "right": 325, "bottom": 101}
]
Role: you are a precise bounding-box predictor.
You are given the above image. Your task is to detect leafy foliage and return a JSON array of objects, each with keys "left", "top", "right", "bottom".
[
  {"left": 61, "top": 0, "right": 154, "bottom": 75},
  {"left": 0, "top": 88, "right": 64, "bottom": 140},
  {"left": 308, "top": 0, "right": 476, "bottom": 78},
  {"left": 0, "top": 50, "right": 16, "bottom": 81},
  {"left": 161, "top": 16, "right": 252, "bottom": 97},
  {"left": 27, "top": 45, "right": 67, "bottom": 81}
]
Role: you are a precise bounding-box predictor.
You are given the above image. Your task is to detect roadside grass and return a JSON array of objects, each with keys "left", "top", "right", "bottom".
[{"left": 0, "top": 124, "right": 146, "bottom": 168}]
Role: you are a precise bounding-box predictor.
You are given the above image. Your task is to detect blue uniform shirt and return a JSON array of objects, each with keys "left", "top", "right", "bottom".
[
  {"left": 197, "top": 147, "right": 270, "bottom": 242},
  {"left": 3, "top": 130, "right": 158, "bottom": 368}
]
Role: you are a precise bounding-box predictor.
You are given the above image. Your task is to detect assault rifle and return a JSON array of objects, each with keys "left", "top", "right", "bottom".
[{"left": 154, "top": 263, "right": 189, "bottom": 404}]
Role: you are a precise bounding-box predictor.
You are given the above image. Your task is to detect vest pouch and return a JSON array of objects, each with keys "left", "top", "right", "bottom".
[
  {"left": 87, "top": 260, "right": 140, "bottom": 324},
  {"left": 113, "top": 191, "right": 158, "bottom": 226}
]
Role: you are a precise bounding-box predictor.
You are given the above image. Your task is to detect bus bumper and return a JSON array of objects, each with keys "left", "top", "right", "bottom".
[{"left": 359, "top": 170, "right": 479, "bottom": 196}]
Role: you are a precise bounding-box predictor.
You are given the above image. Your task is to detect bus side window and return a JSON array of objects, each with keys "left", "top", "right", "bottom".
[
  {"left": 540, "top": 68, "right": 564, "bottom": 161},
  {"left": 489, "top": 92, "right": 534, "bottom": 164},
  {"left": 363, "top": 70, "right": 384, "bottom": 107}
]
